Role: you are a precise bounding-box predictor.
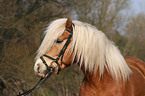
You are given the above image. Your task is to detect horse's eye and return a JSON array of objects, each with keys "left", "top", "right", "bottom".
[{"left": 56, "top": 39, "right": 63, "bottom": 43}]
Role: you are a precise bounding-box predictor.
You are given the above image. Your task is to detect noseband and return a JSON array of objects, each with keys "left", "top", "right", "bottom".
[{"left": 40, "top": 28, "right": 73, "bottom": 74}]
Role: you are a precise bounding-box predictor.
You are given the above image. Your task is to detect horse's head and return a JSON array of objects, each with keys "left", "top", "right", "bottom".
[{"left": 34, "top": 18, "right": 74, "bottom": 78}]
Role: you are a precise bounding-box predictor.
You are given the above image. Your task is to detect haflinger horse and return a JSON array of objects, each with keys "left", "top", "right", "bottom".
[{"left": 34, "top": 18, "right": 145, "bottom": 96}]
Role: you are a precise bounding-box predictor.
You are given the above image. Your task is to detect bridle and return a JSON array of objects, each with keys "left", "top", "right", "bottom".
[
  {"left": 16, "top": 25, "right": 74, "bottom": 96},
  {"left": 40, "top": 28, "right": 73, "bottom": 74}
]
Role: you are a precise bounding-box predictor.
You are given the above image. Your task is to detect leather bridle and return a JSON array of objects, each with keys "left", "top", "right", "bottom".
[
  {"left": 16, "top": 25, "right": 74, "bottom": 96},
  {"left": 40, "top": 28, "right": 73, "bottom": 74}
]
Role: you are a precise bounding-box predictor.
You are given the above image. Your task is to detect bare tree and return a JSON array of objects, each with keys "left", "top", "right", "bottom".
[
  {"left": 69, "top": 0, "right": 128, "bottom": 37},
  {"left": 0, "top": 0, "right": 70, "bottom": 56},
  {"left": 123, "top": 13, "right": 145, "bottom": 61}
]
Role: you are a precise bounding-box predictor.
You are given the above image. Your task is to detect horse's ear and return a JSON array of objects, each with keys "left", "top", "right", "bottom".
[{"left": 65, "top": 18, "right": 72, "bottom": 32}]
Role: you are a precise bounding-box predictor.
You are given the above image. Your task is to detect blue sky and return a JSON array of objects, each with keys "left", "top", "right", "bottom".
[{"left": 130, "top": 0, "right": 145, "bottom": 15}]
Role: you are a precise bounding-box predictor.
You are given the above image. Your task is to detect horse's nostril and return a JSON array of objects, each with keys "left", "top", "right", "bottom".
[
  {"left": 37, "top": 64, "right": 40, "bottom": 73},
  {"left": 37, "top": 63, "right": 40, "bottom": 67}
]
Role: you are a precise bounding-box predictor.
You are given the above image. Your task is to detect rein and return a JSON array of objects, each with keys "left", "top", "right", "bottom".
[
  {"left": 16, "top": 67, "right": 55, "bottom": 96},
  {"left": 16, "top": 27, "right": 73, "bottom": 96}
]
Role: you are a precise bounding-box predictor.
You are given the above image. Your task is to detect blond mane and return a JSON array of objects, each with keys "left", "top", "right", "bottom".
[{"left": 36, "top": 18, "right": 132, "bottom": 81}]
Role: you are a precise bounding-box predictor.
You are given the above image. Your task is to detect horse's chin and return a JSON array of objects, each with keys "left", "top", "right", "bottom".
[{"left": 36, "top": 72, "right": 46, "bottom": 78}]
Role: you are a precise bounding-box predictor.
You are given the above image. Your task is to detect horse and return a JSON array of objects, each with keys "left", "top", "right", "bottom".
[{"left": 34, "top": 18, "right": 145, "bottom": 96}]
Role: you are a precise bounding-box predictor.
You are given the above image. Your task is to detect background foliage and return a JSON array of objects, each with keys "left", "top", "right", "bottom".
[{"left": 0, "top": 0, "right": 144, "bottom": 95}]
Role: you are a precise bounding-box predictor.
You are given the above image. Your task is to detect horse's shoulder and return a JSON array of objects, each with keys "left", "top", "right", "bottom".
[{"left": 125, "top": 56, "right": 145, "bottom": 76}]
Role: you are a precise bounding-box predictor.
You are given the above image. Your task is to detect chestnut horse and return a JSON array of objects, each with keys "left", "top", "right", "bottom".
[{"left": 34, "top": 18, "right": 145, "bottom": 96}]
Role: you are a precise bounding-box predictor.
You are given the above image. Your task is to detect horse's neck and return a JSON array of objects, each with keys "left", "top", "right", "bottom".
[{"left": 81, "top": 65, "right": 115, "bottom": 86}]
